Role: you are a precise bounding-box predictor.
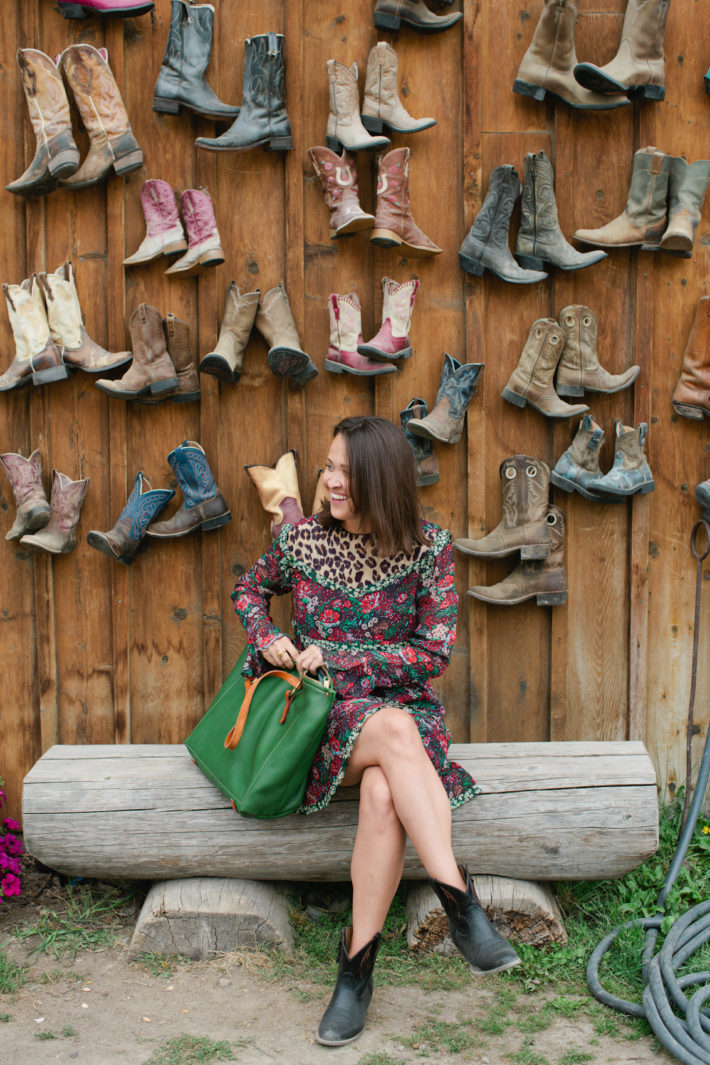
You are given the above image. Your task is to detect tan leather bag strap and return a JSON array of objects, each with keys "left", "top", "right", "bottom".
[{"left": 224, "top": 669, "right": 301, "bottom": 750}]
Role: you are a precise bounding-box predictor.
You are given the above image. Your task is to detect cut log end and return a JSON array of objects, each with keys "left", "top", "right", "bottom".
[{"left": 405, "top": 875, "right": 567, "bottom": 952}]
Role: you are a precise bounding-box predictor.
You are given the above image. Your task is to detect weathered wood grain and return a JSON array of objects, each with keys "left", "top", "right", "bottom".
[{"left": 22, "top": 742, "right": 658, "bottom": 882}]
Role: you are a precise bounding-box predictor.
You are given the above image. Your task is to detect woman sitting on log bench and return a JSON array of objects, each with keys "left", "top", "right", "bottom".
[{"left": 232, "top": 415, "right": 521, "bottom": 1047}]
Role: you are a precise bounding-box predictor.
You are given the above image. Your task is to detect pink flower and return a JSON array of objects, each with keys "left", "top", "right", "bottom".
[
  {"left": 1, "top": 873, "right": 21, "bottom": 898},
  {"left": 2, "top": 835, "right": 23, "bottom": 857},
  {"left": 320, "top": 608, "right": 340, "bottom": 627},
  {"left": 2, "top": 819, "right": 20, "bottom": 833}
]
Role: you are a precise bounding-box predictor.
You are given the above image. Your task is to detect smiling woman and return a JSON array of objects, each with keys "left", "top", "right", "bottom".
[{"left": 231, "top": 415, "right": 520, "bottom": 1047}]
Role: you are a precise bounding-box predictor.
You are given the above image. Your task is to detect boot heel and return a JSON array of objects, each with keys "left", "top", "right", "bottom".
[
  {"left": 458, "top": 253, "right": 485, "bottom": 276},
  {"left": 324, "top": 359, "right": 345, "bottom": 374},
  {"left": 48, "top": 147, "right": 80, "bottom": 178},
  {"left": 640, "top": 481, "right": 655, "bottom": 494},
  {"left": 556, "top": 382, "right": 585, "bottom": 397},
  {"left": 637, "top": 83, "right": 665, "bottom": 101},
  {"left": 113, "top": 149, "right": 143, "bottom": 176},
  {"left": 370, "top": 229, "right": 402, "bottom": 248},
  {"left": 374, "top": 12, "right": 401, "bottom": 29},
  {"left": 201, "top": 511, "right": 232, "bottom": 531},
  {"left": 513, "top": 79, "right": 546, "bottom": 101},
  {"left": 152, "top": 96, "right": 180, "bottom": 114},
  {"left": 172, "top": 390, "right": 201, "bottom": 404},
  {"left": 33, "top": 364, "right": 69, "bottom": 386},
  {"left": 550, "top": 472, "right": 574, "bottom": 493},
  {"left": 59, "top": 3, "right": 90, "bottom": 17},
  {"left": 500, "top": 387, "right": 526, "bottom": 408},
  {"left": 672, "top": 401, "right": 705, "bottom": 420},
  {"left": 516, "top": 252, "right": 545, "bottom": 271},
  {"left": 536, "top": 590, "right": 567, "bottom": 606},
  {"left": 361, "top": 115, "right": 384, "bottom": 134},
  {"left": 199, "top": 355, "right": 239, "bottom": 383},
  {"left": 198, "top": 249, "right": 225, "bottom": 268},
  {"left": 149, "top": 376, "right": 179, "bottom": 395},
  {"left": 521, "top": 543, "right": 551, "bottom": 560},
  {"left": 268, "top": 135, "right": 294, "bottom": 150},
  {"left": 163, "top": 239, "right": 188, "bottom": 256}
]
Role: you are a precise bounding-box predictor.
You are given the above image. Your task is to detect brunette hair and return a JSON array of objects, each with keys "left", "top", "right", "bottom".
[{"left": 319, "top": 415, "right": 429, "bottom": 556}]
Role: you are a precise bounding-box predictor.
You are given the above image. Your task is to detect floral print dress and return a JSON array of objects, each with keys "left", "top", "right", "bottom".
[{"left": 231, "top": 516, "right": 480, "bottom": 814}]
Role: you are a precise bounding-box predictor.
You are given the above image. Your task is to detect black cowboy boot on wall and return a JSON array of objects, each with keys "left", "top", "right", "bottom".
[
  {"left": 196, "top": 33, "right": 293, "bottom": 152},
  {"left": 152, "top": 0, "right": 239, "bottom": 120}
]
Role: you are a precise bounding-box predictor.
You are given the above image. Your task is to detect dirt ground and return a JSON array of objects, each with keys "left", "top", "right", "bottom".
[{"left": 0, "top": 860, "right": 675, "bottom": 1065}]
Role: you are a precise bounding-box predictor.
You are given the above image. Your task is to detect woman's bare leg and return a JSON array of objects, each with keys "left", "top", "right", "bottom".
[
  {"left": 349, "top": 766, "right": 406, "bottom": 955},
  {"left": 342, "top": 707, "right": 466, "bottom": 895}
]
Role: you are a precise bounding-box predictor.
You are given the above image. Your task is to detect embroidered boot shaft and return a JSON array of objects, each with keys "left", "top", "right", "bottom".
[
  {"left": 195, "top": 33, "right": 293, "bottom": 151},
  {"left": 467, "top": 506, "right": 568, "bottom": 607},
  {"left": 586, "top": 421, "right": 655, "bottom": 497},
  {"left": 371, "top": 147, "right": 441, "bottom": 257},
  {"left": 325, "top": 293, "right": 396, "bottom": 376},
  {"left": 58, "top": 44, "right": 142, "bottom": 189},
  {"left": 6, "top": 49, "right": 79, "bottom": 196},
  {"left": 308, "top": 147, "right": 375, "bottom": 239},
  {"left": 87, "top": 472, "right": 174, "bottom": 564},
  {"left": 358, "top": 277, "right": 419, "bottom": 363},
  {"left": 455, "top": 455, "right": 552, "bottom": 560},
  {"left": 459, "top": 165, "right": 548, "bottom": 284},
  {"left": 502, "top": 317, "right": 589, "bottom": 418},
  {"left": 555, "top": 305, "right": 640, "bottom": 397},
  {"left": 152, "top": 0, "right": 239, "bottom": 119},
  {"left": 0, "top": 450, "right": 51, "bottom": 541},
  {"left": 124, "top": 179, "right": 187, "bottom": 266},
  {"left": 147, "top": 440, "right": 231, "bottom": 538},
  {"left": 95, "top": 303, "right": 178, "bottom": 400},
  {"left": 20, "top": 470, "right": 90, "bottom": 555},
  {"left": 515, "top": 151, "right": 607, "bottom": 272},
  {"left": 165, "top": 188, "right": 224, "bottom": 276},
  {"left": 408, "top": 354, "right": 484, "bottom": 444}
]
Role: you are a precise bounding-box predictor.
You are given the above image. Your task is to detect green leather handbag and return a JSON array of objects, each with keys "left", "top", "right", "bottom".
[{"left": 185, "top": 647, "right": 335, "bottom": 819}]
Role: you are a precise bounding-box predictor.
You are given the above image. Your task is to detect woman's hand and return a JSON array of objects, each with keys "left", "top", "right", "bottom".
[
  {"left": 263, "top": 635, "right": 300, "bottom": 669},
  {"left": 295, "top": 644, "right": 325, "bottom": 676}
]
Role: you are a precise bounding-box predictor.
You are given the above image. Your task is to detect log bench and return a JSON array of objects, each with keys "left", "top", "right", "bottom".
[{"left": 22, "top": 741, "right": 659, "bottom": 959}]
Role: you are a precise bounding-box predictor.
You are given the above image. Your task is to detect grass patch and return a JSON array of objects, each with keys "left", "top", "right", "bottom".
[
  {"left": 142, "top": 1034, "right": 238, "bottom": 1065},
  {"left": 397, "top": 1016, "right": 478, "bottom": 1054},
  {"left": 0, "top": 950, "right": 27, "bottom": 993},
  {"left": 13, "top": 883, "right": 134, "bottom": 961},
  {"left": 357, "top": 1055, "right": 407, "bottom": 1065},
  {"left": 558, "top": 1052, "right": 594, "bottom": 1065},
  {"left": 135, "top": 953, "right": 188, "bottom": 979},
  {"left": 509, "top": 1038, "right": 551, "bottom": 1065}
]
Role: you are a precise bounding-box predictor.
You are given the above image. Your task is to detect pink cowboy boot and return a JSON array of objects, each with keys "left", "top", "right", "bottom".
[
  {"left": 324, "top": 293, "right": 396, "bottom": 377},
  {"left": 124, "top": 179, "right": 187, "bottom": 266},
  {"left": 358, "top": 276, "right": 419, "bottom": 363},
  {"left": 165, "top": 188, "right": 224, "bottom": 276}
]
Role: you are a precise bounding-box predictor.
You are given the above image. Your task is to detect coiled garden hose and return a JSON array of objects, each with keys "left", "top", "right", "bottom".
[{"left": 586, "top": 520, "right": 710, "bottom": 1065}]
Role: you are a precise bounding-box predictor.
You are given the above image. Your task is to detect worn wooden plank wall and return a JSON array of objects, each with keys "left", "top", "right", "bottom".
[{"left": 1, "top": 0, "right": 708, "bottom": 822}]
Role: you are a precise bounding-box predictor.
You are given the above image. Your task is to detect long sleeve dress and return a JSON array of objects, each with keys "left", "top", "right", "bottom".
[{"left": 231, "top": 516, "right": 480, "bottom": 815}]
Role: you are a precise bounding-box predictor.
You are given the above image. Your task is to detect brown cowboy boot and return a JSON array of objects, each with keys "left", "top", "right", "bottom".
[
  {"left": 94, "top": 304, "right": 178, "bottom": 400},
  {"left": 58, "top": 44, "right": 142, "bottom": 188},
  {"left": 574, "top": 146, "right": 670, "bottom": 249},
  {"left": 374, "top": 0, "right": 461, "bottom": 33},
  {"left": 455, "top": 455, "right": 552, "bottom": 560},
  {"left": 467, "top": 505, "right": 568, "bottom": 606},
  {"left": 672, "top": 295, "right": 710, "bottom": 420},
  {"left": 0, "top": 450, "right": 51, "bottom": 541},
  {"left": 371, "top": 147, "right": 441, "bottom": 257},
  {"left": 255, "top": 283, "right": 317, "bottom": 384},
  {"left": 361, "top": 41, "right": 436, "bottom": 135},
  {"left": 37, "top": 262, "right": 132, "bottom": 374},
  {"left": 502, "top": 318, "right": 589, "bottom": 418},
  {"left": 555, "top": 305, "right": 640, "bottom": 397},
  {"left": 574, "top": 0, "right": 670, "bottom": 99},
  {"left": 20, "top": 471, "right": 90, "bottom": 554},
  {"left": 146, "top": 441, "right": 231, "bottom": 538},
  {"left": 6, "top": 48, "right": 79, "bottom": 196}
]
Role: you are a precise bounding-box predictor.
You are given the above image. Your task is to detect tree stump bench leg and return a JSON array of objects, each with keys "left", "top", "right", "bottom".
[
  {"left": 406, "top": 875, "right": 567, "bottom": 952},
  {"left": 128, "top": 877, "right": 294, "bottom": 960}
]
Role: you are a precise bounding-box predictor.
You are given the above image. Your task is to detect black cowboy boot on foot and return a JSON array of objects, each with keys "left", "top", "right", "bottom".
[
  {"left": 316, "top": 928, "right": 381, "bottom": 1046},
  {"left": 430, "top": 865, "right": 521, "bottom": 975}
]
